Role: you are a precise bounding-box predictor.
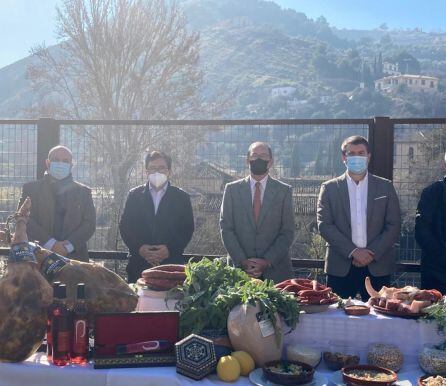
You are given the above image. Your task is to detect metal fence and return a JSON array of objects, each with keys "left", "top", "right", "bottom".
[
  {"left": 392, "top": 118, "right": 446, "bottom": 285},
  {"left": 1, "top": 117, "right": 445, "bottom": 284}
]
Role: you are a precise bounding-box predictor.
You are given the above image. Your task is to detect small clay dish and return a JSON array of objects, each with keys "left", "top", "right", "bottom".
[
  {"left": 344, "top": 305, "right": 370, "bottom": 316},
  {"left": 418, "top": 375, "right": 429, "bottom": 386},
  {"left": 342, "top": 364, "right": 397, "bottom": 386},
  {"left": 417, "top": 374, "right": 446, "bottom": 386},
  {"left": 263, "top": 360, "right": 315, "bottom": 385}
]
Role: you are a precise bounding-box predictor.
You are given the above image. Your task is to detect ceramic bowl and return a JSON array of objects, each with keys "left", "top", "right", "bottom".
[
  {"left": 263, "top": 360, "right": 314, "bottom": 386},
  {"left": 342, "top": 364, "right": 397, "bottom": 386}
]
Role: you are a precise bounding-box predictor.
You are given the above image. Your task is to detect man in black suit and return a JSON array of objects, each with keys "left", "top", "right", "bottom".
[
  {"left": 119, "top": 151, "right": 194, "bottom": 283},
  {"left": 415, "top": 155, "right": 446, "bottom": 292}
]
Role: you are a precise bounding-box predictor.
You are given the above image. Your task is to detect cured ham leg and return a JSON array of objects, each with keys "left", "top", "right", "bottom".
[
  {"left": 0, "top": 198, "right": 138, "bottom": 362},
  {"left": 0, "top": 198, "right": 52, "bottom": 362}
]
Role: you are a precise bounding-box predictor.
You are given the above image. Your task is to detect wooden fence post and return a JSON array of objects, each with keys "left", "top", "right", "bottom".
[
  {"left": 36, "top": 118, "right": 60, "bottom": 179},
  {"left": 369, "top": 116, "right": 394, "bottom": 180}
]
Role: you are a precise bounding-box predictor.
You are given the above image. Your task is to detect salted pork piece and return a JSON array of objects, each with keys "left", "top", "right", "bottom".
[
  {"left": 0, "top": 198, "right": 138, "bottom": 362},
  {"left": 0, "top": 198, "right": 53, "bottom": 362},
  {"left": 365, "top": 276, "right": 442, "bottom": 313}
]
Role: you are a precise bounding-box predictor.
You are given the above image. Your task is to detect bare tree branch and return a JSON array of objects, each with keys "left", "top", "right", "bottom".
[{"left": 27, "top": 0, "right": 203, "bottom": 248}]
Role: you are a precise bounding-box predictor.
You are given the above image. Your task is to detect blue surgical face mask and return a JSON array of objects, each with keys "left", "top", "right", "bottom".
[
  {"left": 345, "top": 156, "right": 368, "bottom": 175},
  {"left": 49, "top": 161, "right": 71, "bottom": 180}
]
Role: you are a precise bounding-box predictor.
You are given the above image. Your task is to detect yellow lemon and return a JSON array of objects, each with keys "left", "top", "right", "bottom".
[
  {"left": 217, "top": 355, "right": 241, "bottom": 382},
  {"left": 231, "top": 351, "right": 255, "bottom": 376}
]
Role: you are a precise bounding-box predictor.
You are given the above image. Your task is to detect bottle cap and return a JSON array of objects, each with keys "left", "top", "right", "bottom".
[
  {"left": 77, "top": 283, "right": 86, "bottom": 299},
  {"left": 58, "top": 284, "right": 67, "bottom": 299},
  {"left": 52, "top": 281, "right": 61, "bottom": 294}
]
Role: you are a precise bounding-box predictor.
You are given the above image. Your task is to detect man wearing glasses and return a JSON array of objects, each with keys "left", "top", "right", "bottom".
[
  {"left": 220, "top": 142, "right": 295, "bottom": 282},
  {"left": 317, "top": 136, "right": 400, "bottom": 300},
  {"left": 119, "top": 151, "right": 194, "bottom": 283}
]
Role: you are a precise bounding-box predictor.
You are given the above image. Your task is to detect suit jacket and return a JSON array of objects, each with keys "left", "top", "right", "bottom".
[
  {"left": 119, "top": 182, "right": 194, "bottom": 283},
  {"left": 415, "top": 177, "right": 446, "bottom": 280},
  {"left": 18, "top": 175, "right": 96, "bottom": 261},
  {"left": 317, "top": 172, "right": 401, "bottom": 277},
  {"left": 219, "top": 176, "right": 295, "bottom": 283}
]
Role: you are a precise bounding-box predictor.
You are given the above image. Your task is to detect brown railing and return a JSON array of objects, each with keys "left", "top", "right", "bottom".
[{"left": 1, "top": 116, "right": 446, "bottom": 286}]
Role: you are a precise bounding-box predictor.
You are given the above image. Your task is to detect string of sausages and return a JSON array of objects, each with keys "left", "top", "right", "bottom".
[
  {"left": 140, "top": 264, "right": 186, "bottom": 291},
  {"left": 275, "top": 278, "right": 339, "bottom": 305}
]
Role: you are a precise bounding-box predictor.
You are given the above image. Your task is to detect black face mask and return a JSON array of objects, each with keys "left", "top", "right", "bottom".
[{"left": 249, "top": 158, "right": 269, "bottom": 175}]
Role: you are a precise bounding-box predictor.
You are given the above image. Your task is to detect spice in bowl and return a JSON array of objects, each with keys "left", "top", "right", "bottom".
[
  {"left": 419, "top": 342, "right": 446, "bottom": 375},
  {"left": 324, "top": 340, "right": 360, "bottom": 371},
  {"left": 344, "top": 305, "right": 371, "bottom": 316},
  {"left": 367, "top": 344, "right": 403, "bottom": 372}
]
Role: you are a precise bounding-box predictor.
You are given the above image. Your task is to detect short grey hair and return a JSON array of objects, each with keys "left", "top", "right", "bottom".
[
  {"left": 247, "top": 142, "right": 273, "bottom": 158},
  {"left": 48, "top": 145, "right": 73, "bottom": 160}
]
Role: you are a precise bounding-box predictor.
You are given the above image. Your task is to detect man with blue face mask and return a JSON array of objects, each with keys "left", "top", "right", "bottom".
[
  {"left": 317, "top": 136, "right": 401, "bottom": 300},
  {"left": 18, "top": 145, "right": 96, "bottom": 261}
]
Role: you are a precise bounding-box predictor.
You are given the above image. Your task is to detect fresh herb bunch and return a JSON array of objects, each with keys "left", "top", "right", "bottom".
[
  {"left": 169, "top": 258, "right": 300, "bottom": 339},
  {"left": 223, "top": 279, "right": 300, "bottom": 345},
  {"left": 423, "top": 298, "right": 446, "bottom": 334}
]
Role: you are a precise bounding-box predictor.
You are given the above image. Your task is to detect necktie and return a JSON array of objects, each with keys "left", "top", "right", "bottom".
[{"left": 253, "top": 181, "right": 261, "bottom": 223}]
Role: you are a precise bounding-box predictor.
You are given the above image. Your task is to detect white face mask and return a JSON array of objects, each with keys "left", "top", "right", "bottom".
[{"left": 148, "top": 172, "right": 168, "bottom": 188}]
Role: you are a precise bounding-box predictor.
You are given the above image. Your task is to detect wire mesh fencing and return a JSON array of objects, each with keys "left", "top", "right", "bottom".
[{"left": 2, "top": 117, "right": 445, "bottom": 286}]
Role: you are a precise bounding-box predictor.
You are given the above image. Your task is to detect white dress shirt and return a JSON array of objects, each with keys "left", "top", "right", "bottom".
[
  {"left": 44, "top": 238, "right": 74, "bottom": 253},
  {"left": 346, "top": 173, "right": 368, "bottom": 249},
  {"left": 249, "top": 175, "right": 268, "bottom": 204},
  {"left": 149, "top": 182, "right": 168, "bottom": 214}
]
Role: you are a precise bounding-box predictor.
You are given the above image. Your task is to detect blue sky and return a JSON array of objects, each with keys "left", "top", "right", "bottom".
[
  {"left": 0, "top": 0, "right": 59, "bottom": 68},
  {"left": 0, "top": 0, "right": 445, "bottom": 69},
  {"left": 274, "top": 0, "right": 446, "bottom": 31}
]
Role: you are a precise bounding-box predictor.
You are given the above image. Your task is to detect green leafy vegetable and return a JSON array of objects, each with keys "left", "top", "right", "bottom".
[
  {"left": 423, "top": 298, "right": 446, "bottom": 334},
  {"left": 168, "top": 258, "right": 300, "bottom": 342}
]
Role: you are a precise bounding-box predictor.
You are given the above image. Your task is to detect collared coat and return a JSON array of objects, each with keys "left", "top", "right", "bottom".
[
  {"left": 119, "top": 183, "right": 194, "bottom": 283},
  {"left": 18, "top": 176, "right": 96, "bottom": 261},
  {"left": 415, "top": 177, "right": 446, "bottom": 283},
  {"left": 219, "top": 175, "right": 295, "bottom": 283},
  {"left": 317, "top": 172, "right": 401, "bottom": 277}
]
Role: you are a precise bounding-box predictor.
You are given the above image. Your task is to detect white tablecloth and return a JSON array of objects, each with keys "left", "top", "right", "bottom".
[
  {"left": 0, "top": 353, "right": 252, "bottom": 386},
  {"left": 284, "top": 305, "right": 443, "bottom": 362},
  {"left": 0, "top": 307, "right": 443, "bottom": 386}
]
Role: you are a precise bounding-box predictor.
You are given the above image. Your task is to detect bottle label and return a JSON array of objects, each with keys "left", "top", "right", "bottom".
[
  {"left": 256, "top": 312, "right": 275, "bottom": 338},
  {"left": 47, "top": 332, "right": 52, "bottom": 346},
  {"left": 73, "top": 319, "right": 88, "bottom": 354},
  {"left": 41, "top": 253, "right": 69, "bottom": 282},
  {"left": 57, "top": 331, "right": 71, "bottom": 352},
  {"left": 8, "top": 242, "right": 38, "bottom": 263}
]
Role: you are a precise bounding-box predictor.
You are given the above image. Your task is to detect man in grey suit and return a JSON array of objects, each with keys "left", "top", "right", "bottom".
[
  {"left": 220, "top": 142, "right": 295, "bottom": 283},
  {"left": 317, "top": 135, "right": 400, "bottom": 300}
]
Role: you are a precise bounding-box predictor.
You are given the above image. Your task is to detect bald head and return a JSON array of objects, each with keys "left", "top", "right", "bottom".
[
  {"left": 48, "top": 145, "right": 73, "bottom": 163},
  {"left": 247, "top": 142, "right": 272, "bottom": 160},
  {"left": 45, "top": 145, "right": 73, "bottom": 179}
]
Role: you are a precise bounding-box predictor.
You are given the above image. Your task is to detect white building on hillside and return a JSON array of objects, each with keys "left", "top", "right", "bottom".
[
  {"left": 271, "top": 86, "right": 296, "bottom": 98},
  {"left": 375, "top": 74, "right": 439, "bottom": 93},
  {"left": 383, "top": 62, "right": 401, "bottom": 76}
]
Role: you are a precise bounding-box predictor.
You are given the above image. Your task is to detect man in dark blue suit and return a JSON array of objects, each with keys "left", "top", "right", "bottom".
[
  {"left": 119, "top": 151, "right": 194, "bottom": 283},
  {"left": 415, "top": 154, "right": 446, "bottom": 292}
]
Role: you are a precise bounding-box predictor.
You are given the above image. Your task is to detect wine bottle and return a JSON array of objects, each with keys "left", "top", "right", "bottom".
[
  {"left": 51, "top": 284, "right": 71, "bottom": 366},
  {"left": 71, "top": 283, "right": 89, "bottom": 364},
  {"left": 46, "top": 281, "right": 61, "bottom": 362}
]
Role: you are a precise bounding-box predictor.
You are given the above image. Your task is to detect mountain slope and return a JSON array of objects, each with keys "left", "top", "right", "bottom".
[{"left": 0, "top": 0, "right": 445, "bottom": 119}]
